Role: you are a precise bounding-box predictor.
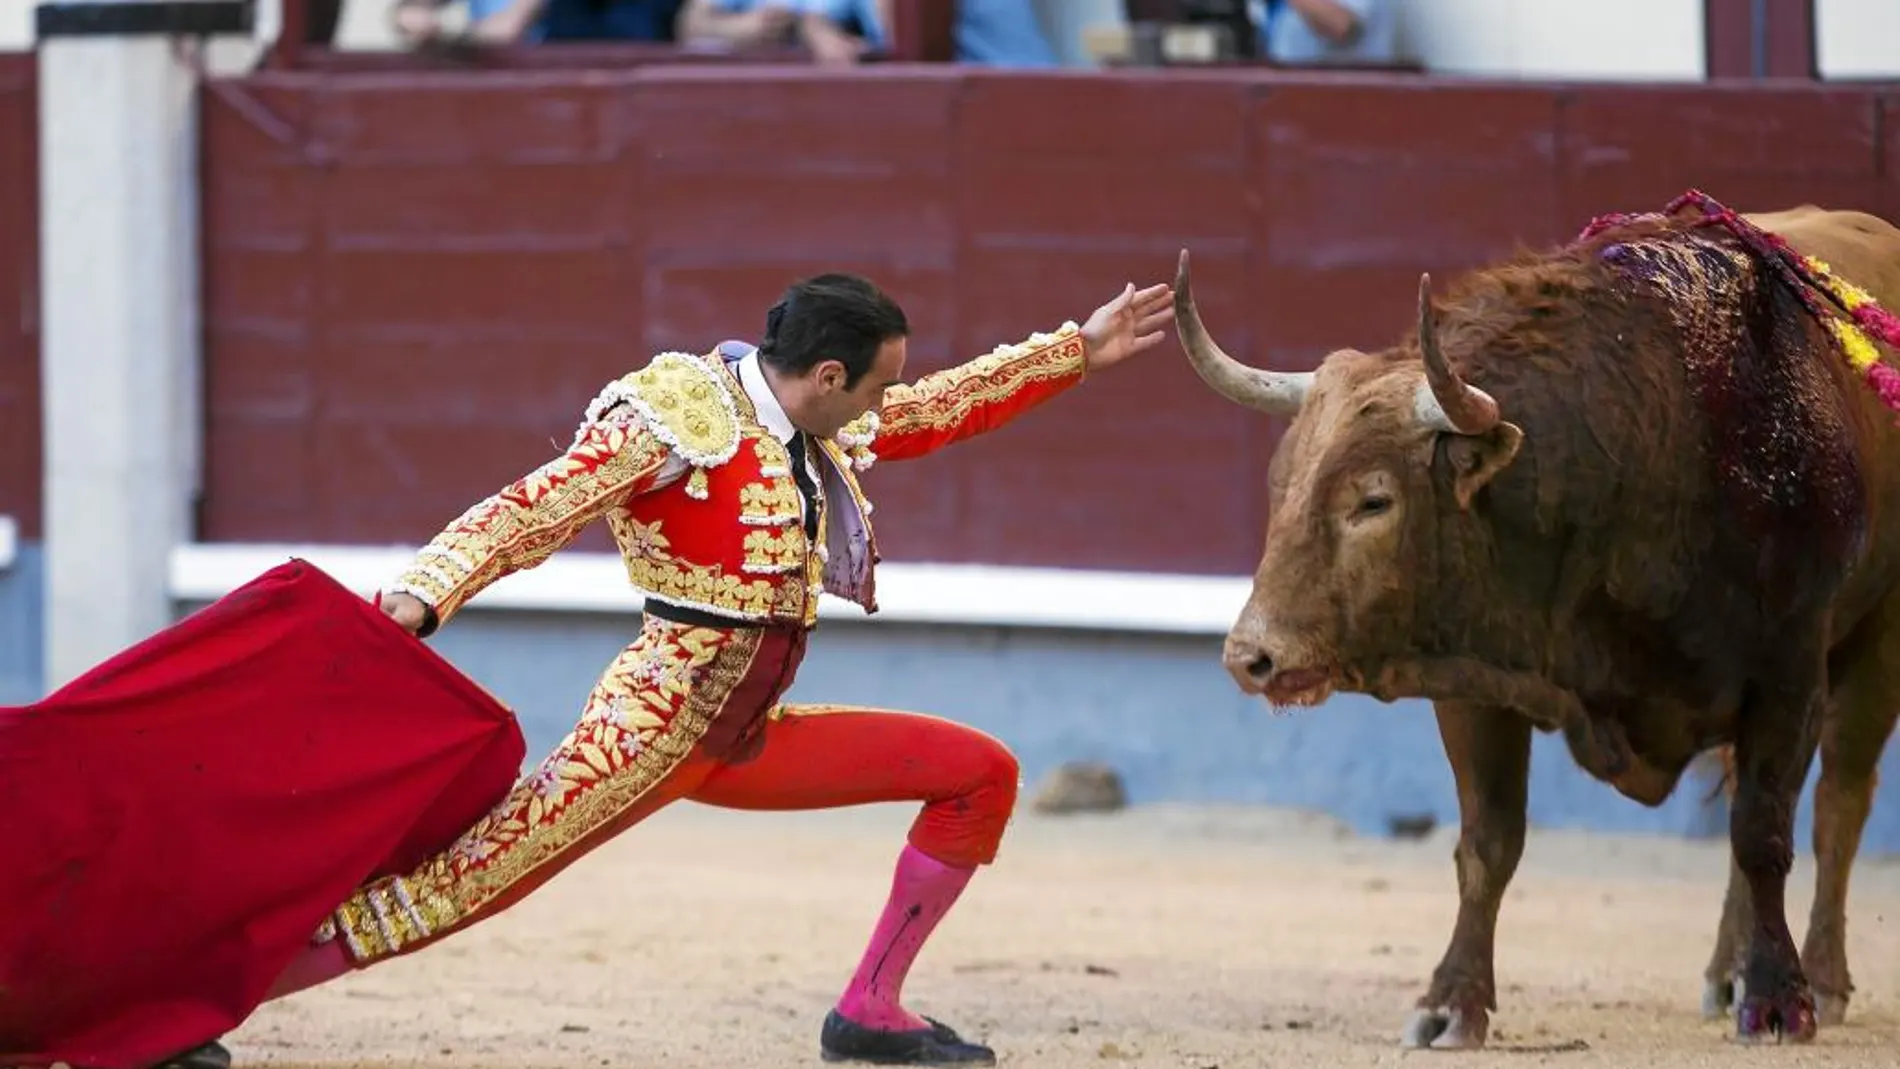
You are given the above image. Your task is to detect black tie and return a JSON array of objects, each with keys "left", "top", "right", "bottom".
[{"left": 785, "top": 432, "right": 820, "bottom": 542}]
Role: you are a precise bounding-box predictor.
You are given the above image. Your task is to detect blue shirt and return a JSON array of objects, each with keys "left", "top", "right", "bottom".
[
  {"left": 1251, "top": 0, "right": 1398, "bottom": 64},
  {"left": 951, "top": 0, "right": 1057, "bottom": 67}
]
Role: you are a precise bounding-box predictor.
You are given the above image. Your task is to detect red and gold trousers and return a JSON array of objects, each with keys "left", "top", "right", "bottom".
[{"left": 320, "top": 612, "right": 1021, "bottom": 964}]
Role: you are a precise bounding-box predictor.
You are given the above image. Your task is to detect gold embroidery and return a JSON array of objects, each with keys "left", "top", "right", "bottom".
[
  {"left": 767, "top": 702, "right": 970, "bottom": 726},
  {"left": 331, "top": 616, "right": 765, "bottom": 962},
  {"left": 618, "top": 515, "right": 671, "bottom": 557},
  {"left": 798, "top": 492, "right": 829, "bottom": 626},
  {"left": 580, "top": 352, "right": 742, "bottom": 501},
  {"left": 390, "top": 423, "right": 674, "bottom": 626},
  {"left": 769, "top": 702, "right": 875, "bottom": 720},
  {"left": 878, "top": 323, "right": 1086, "bottom": 442},
  {"left": 753, "top": 437, "right": 790, "bottom": 478},
  {"left": 625, "top": 353, "right": 741, "bottom": 465},
  {"left": 742, "top": 526, "right": 804, "bottom": 574},
  {"left": 605, "top": 508, "right": 799, "bottom": 621},
  {"left": 739, "top": 478, "right": 801, "bottom": 527}
]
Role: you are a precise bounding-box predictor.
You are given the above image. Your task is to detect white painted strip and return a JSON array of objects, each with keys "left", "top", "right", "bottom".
[
  {"left": 0, "top": 514, "right": 15, "bottom": 572},
  {"left": 166, "top": 542, "right": 1253, "bottom": 636}
]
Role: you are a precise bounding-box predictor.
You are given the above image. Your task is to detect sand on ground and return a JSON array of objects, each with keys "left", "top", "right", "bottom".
[{"left": 237, "top": 801, "right": 1900, "bottom": 1069}]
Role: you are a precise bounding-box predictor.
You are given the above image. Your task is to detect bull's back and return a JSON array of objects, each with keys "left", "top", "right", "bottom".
[
  {"left": 1749, "top": 207, "right": 1900, "bottom": 631},
  {"left": 1750, "top": 207, "right": 1900, "bottom": 310}
]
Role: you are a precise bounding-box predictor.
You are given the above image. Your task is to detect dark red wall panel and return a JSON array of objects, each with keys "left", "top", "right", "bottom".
[
  {"left": 1883, "top": 93, "right": 1900, "bottom": 229},
  {"left": 1557, "top": 85, "right": 1884, "bottom": 230},
  {"left": 1251, "top": 80, "right": 1562, "bottom": 370},
  {"left": 0, "top": 55, "right": 37, "bottom": 539},
  {"left": 198, "top": 69, "right": 1900, "bottom": 576},
  {"left": 198, "top": 79, "right": 318, "bottom": 541},
  {"left": 950, "top": 72, "right": 1264, "bottom": 572}
]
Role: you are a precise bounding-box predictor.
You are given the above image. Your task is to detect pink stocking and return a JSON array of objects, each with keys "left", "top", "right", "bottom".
[
  {"left": 263, "top": 939, "right": 353, "bottom": 1001},
  {"left": 835, "top": 844, "right": 975, "bottom": 1033}
]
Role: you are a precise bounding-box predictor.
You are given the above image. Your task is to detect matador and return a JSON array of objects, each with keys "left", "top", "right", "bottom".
[{"left": 238, "top": 271, "right": 1176, "bottom": 1066}]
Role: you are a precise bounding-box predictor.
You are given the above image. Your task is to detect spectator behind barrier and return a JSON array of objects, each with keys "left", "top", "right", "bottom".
[
  {"left": 951, "top": 0, "right": 1059, "bottom": 66},
  {"left": 392, "top": 0, "right": 686, "bottom": 45},
  {"left": 680, "top": 0, "right": 1060, "bottom": 67},
  {"left": 677, "top": 0, "right": 877, "bottom": 64},
  {"left": 1247, "top": 0, "right": 1396, "bottom": 64}
]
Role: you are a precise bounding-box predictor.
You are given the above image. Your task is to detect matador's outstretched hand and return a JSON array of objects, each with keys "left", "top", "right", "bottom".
[{"left": 1080, "top": 281, "right": 1175, "bottom": 374}]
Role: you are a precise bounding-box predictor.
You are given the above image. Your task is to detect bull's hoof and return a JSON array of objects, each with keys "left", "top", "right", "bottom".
[
  {"left": 1734, "top": 990, "right": 1818, "bottom": 1044},
  {"left": 1701, "top": 977, "right": 1737, "bottom": 1021},
  {"left": 1400, "top": 1004, "right": 1489, "bottom": 1049},
  {"left": 1815, "top": 991, "right": 1850, "bottom": 1027}
]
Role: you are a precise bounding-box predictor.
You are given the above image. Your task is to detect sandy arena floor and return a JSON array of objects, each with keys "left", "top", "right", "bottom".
[{"left": 235, "top": 801, "right": 1900, "bottom": 1069}]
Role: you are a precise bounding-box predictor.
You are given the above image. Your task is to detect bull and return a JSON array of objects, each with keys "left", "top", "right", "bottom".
[{"left": 1172, "top": 195, "right": 1900, "bottom": 1046}]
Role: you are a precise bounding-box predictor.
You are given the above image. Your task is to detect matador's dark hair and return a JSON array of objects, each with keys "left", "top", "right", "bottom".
[{"left": 757, "top": 273, "right": 909, "bottom": 389}]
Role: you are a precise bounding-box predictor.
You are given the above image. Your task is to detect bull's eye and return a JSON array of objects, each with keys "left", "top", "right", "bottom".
[{"left": 1354, "top": 494, "right": 1393, "bottom": 519}]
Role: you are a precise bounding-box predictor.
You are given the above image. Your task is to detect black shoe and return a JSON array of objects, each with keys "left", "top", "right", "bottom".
[
  {"left": 148, "top": 1041, "right": 232, "bottom": 1069},
  {"left": 819, "top": 1009, "right": 996, "bottom": 1065}
]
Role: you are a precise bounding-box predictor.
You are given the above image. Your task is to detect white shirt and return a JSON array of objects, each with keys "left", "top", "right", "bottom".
[{"left": 738, "top": 349, "right": 798, "bottom": 445}]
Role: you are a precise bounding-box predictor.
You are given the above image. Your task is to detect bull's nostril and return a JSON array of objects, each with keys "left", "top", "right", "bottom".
[{"left": 1246, "top": 654, "right": 1274, "bottom": 680}]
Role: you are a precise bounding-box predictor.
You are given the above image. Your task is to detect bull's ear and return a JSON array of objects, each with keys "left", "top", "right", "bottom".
[{"left": 1445, "top": 421, "right": 1523, "bottom": 510}]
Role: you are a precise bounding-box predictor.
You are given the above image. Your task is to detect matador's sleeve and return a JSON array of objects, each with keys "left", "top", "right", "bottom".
[
  {"left": 842, "top": 321, "right": 1088, "bottom": 464},
  {"left": 388, "top": 413, "right": 682, "bottom": 636}
]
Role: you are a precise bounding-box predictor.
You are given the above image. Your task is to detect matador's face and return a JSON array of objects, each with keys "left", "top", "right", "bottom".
[{"left": 808, "top": 336, "right": 907, "bottom": 440}]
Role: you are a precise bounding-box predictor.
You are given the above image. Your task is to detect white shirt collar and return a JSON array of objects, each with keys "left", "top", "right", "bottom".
[{"left": 736, "top": 349, "right": 798, "bottom": 445}]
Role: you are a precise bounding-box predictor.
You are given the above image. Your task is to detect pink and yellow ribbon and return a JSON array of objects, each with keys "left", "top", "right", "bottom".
[{"left": 1582, "top": 190, "right": 1900, "bottom": 418}]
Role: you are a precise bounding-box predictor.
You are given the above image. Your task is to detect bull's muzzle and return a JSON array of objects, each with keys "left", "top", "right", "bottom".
[
  {"left": 1222, "top": 636, "right": 1276, "bottom": 693},
  {"left": 1222, "top": 627, "right": 1335, "bottom": 708}
]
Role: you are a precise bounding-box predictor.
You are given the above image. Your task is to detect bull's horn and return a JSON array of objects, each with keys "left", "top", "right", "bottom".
[
  {"left": 1174, "top": 249, "right": 1312, "bottom": 416},
  {"left": 1414, "top": 272, "right": 1501, "bottom": 435}
]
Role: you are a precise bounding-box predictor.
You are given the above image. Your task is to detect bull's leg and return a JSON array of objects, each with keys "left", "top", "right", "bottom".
[
  {"left": 1800, "top": 615, "right": 1900, "bottom": 1026},
  {"left": 1701, "top": 852, "right": 1754, "bottom": 1019},
  {"left": 1701, "top": 747, "right": 1753, "bottom": 1019},
  {"left": 1401, "top": 701, "right": 1530, "bottom": 1050},
  {"left": 1729, "top": 662, "right": 1825, "bottom": 1043}
]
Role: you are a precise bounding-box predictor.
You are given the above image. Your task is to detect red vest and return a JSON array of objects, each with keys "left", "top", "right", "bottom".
[{"left": 595, "top": 349, "right": 879, "bottom": 628}]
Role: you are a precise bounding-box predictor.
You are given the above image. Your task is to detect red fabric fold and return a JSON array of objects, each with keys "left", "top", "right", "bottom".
[{"left": 0, "top": 559, "right": 526, "bottom": 1069}]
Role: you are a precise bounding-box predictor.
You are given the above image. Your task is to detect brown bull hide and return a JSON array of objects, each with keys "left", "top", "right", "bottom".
[{"left": 1176, "top": 202, "right": 1900, "bottom": 1048}]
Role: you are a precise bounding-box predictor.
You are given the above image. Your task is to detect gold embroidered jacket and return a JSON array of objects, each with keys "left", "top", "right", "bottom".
[{"left": 388, "top": 322, "right": 1089, "bottom": 630}]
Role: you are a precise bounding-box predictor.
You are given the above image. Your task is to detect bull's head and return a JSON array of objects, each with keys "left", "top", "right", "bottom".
[{"left": 1174, "top": 250, "right": 1525, "bottom": 708}]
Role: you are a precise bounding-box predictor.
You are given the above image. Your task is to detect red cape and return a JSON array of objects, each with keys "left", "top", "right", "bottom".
[{"left": 0, "top": 559, "right": 527, "bottom": 1069}]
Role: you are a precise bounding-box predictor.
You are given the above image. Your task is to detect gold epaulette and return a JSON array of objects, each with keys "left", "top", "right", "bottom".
[{"left": 576, "top": 351, "right": 740, "bottom": 499}]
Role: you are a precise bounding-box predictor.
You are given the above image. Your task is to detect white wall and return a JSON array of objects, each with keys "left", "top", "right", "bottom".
[
  {"left": 1394, "top": 0, "right": 1705, "bottom": 81},
  {"left": 1, "top": 0, "right": 30, "bottom": 50},
  {"left": 1815, "top": 0, "right": 1900, "bottom": 80}
]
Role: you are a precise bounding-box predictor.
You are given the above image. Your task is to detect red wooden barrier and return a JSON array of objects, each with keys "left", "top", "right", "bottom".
[{"left": 192, "top": 68, "right": 1900, "bottom": 575}]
